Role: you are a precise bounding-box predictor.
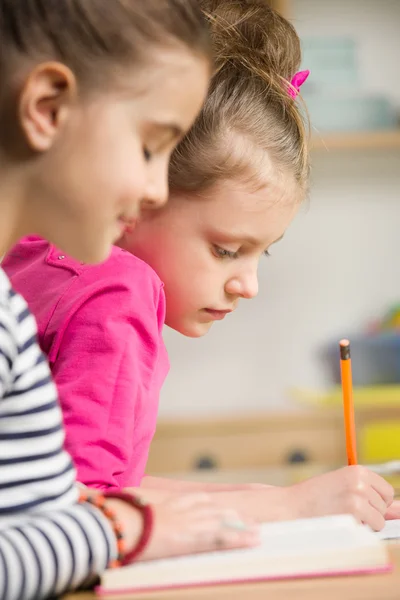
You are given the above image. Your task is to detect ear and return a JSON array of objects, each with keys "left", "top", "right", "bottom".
[{"left": 18, "top": 62, "right": 77, "bottom": 152}]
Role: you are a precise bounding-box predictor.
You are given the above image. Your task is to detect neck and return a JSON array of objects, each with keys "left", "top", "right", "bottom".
[{"left": 0, "top": 163, "right": 27, "bottom": 255}]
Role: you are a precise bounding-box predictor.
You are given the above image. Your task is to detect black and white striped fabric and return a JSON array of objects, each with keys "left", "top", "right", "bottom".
[{"left": 0, "top": 268, "right": 116, "bottom": 600}]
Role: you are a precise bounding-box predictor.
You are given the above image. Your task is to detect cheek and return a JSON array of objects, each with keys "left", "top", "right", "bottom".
[
  {"left": 170, "top": 269, "right": 211, "bottom": 314},
  {"left": 107, "top": 147, "right": 146, "bottom": 197},
  {"left": 85, "top": 125, "right": 147, "bottom": 200},
  {"left": 162, "top": 257, "right": 205, "bottom": 312},
  {"left": 163, "top": 267, "right": 194, "bottom": 306},
  {"left": 135, "top": 232, "right": 213, "bottom": 309}
]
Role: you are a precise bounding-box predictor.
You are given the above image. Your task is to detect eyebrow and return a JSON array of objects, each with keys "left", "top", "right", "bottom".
[{"left": 215, "top": 232, "right": 285, "bottom": 247}]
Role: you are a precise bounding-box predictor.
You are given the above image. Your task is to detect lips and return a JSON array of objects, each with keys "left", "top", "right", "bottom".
[
  {"left": 204, "top": 309, "right": 233, "bottom": 321},
  {"left": 118, "top": 216, "right": 138, "bottom": 233}
]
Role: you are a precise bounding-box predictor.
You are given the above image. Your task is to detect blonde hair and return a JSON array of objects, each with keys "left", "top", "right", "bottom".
[{"left": 169, "top": 0, "right": 310, "bottom": 197}]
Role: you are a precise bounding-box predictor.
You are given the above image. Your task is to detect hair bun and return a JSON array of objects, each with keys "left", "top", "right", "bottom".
[{"left": 201, "top": 0, "right": 301, "bottom": 85}]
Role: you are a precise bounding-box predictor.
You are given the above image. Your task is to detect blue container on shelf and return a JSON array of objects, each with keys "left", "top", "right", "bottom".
[
  {"left": 301, "top": 36, "right": 359, "bottom": 92},
  {"left": 303, "top": 94, "right": 397, "bottom": 133},
  {"left": 300, "top": 36, "right": 398, "bottom": 133},
  {"left": 323, "top": 332, "right": 400, "bottom": 387}
]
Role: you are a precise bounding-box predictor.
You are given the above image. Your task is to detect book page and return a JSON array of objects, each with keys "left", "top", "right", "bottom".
[{"left": 376, "top": 519, "right": 400, "bottom": 540}]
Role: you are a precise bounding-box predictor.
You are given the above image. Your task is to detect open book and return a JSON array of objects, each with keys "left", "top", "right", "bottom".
[{"left": 96, "top": 515, "right": 392, "bottom": 596}]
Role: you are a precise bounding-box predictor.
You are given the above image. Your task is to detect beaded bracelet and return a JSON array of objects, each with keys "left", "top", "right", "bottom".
[
  {"left": 104, "top": 491, "right": 154, "bottom": 565},
  {"left": 79, "top": 489, "right": 126, "bottom": 568},
  {"left": 78, "top": 489, "right": 153, "bottom": 568}
]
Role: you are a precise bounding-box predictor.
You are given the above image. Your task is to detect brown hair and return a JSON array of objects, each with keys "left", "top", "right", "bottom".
[
  {"left": 169, "top": 0, "right": 310, "bottom": 198},
  {"left": 0, "top": 0, "right": 212, "bottom": 85}
]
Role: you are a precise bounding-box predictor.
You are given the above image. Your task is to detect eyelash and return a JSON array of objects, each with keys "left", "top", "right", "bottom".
[
  {"left": 143, "top": 147, "right": 152, "bottom": 162},
  {"left": 213, "top": 246, "right": 271, "bottom": 259},
  {"left": 213, "top": 246, "right": 238, "bottom": 260}
]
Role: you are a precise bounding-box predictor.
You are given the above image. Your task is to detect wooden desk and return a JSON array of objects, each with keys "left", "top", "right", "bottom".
[{"left": 66, "top": 546, "right": 400, "bottom": 600}]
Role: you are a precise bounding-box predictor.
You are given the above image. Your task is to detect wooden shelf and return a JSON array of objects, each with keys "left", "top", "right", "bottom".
[{"left": 311, "top": 130, "right": 400, "bottom": 151}]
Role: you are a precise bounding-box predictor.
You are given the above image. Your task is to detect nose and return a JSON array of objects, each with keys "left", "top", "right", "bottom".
[
  {"left": 225, "top": 267, "right": 259, "bottom": 300},
  {"left": 141, "top": 159, "right": 169, "bottom": 210}
]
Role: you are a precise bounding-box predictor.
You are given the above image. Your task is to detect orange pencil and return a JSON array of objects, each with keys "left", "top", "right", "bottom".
[{"left": 339, "top": 339, "right": 358, "bottom": 466}]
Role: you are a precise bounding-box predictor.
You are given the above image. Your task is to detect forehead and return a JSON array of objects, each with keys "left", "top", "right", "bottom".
[
  {"left": 118, "top": 46, "right": 208, "bottom": 106},
  {"left": 212, "top": 174, "right": 296, "bottom": 210},
  {"left": 194, "top": 174, "right": 300, "bottom": 242},
  {"left": 110, "top": 44, "right": 210, "bottom": 129}
]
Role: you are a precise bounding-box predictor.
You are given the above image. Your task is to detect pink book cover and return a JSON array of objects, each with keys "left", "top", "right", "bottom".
[{"left": 95, "top": 563, "right": 393, "bottom": 596}]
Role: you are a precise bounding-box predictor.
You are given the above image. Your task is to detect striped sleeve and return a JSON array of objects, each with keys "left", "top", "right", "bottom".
[
  {"left": 0, "top": 269, "right": 118, "bottom": 598},
  {"left": 0, "top": 287, "right": 78, "bottom": 514},
  {"left": 0, "top": 503, "right": 116, "bottom": 600},
  {"left": 0, "top": 300, "right": 15, "bottom": 399}
]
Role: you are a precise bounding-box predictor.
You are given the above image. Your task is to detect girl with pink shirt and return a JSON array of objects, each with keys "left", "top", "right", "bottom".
[{"left": 5, "top": 0, "right": 400, "bottom": 531}]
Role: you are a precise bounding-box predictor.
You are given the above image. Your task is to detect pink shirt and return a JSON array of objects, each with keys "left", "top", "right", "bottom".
[{"left": 3, "top": 237, "right": 169, "bottom": 490}]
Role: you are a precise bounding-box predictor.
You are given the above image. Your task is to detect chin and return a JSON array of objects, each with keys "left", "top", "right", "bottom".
[{"left": 170, "top": 320, "right": 213, "bottom": 338}]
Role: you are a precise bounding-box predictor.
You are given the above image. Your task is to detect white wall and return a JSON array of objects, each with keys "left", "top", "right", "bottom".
[{"left": 159, "top": 0, "right": 400, "bottom": 417}]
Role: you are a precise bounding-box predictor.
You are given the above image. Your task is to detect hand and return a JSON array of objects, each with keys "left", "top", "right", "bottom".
[
  {"left": 140, "top": 493, "right": 260, "bottom": 561},
  {"left": 108, "top": 493, "right": 260, "bottom": 562},
  {"left": 291, "top": 465, "right": 394, "bottom": 531}
]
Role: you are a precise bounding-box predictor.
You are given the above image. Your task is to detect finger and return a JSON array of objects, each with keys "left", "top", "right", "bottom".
[
  {"left": 385, "top": 499, "right": 400, "bottom": 520},
  {"left": 217, "top": 507, "right": 249, "bottom": 526},
  {"left": 367, "top": 486, "right": 389, "bottom": 516},
  {"left": 190, "top": 528, "right": 260, "bottom": 554},
  {"left": 213, "top": 529, "right": 261, "bottom": 551},
  {"left": 360, "top": 503, "right": 386, "bottom": 531},
  {"left": 368, "top": 471, "right": 395, "bottom": 507}
]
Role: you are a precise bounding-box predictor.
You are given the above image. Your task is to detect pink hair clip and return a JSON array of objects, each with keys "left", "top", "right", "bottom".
[{"left": 288, "top": 70, "right": 310, "bottom": 99}]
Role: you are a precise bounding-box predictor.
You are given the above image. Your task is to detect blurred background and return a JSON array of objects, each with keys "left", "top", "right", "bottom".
[{"left": 148, "top": 0, "right": 400, "bottom": 488}]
